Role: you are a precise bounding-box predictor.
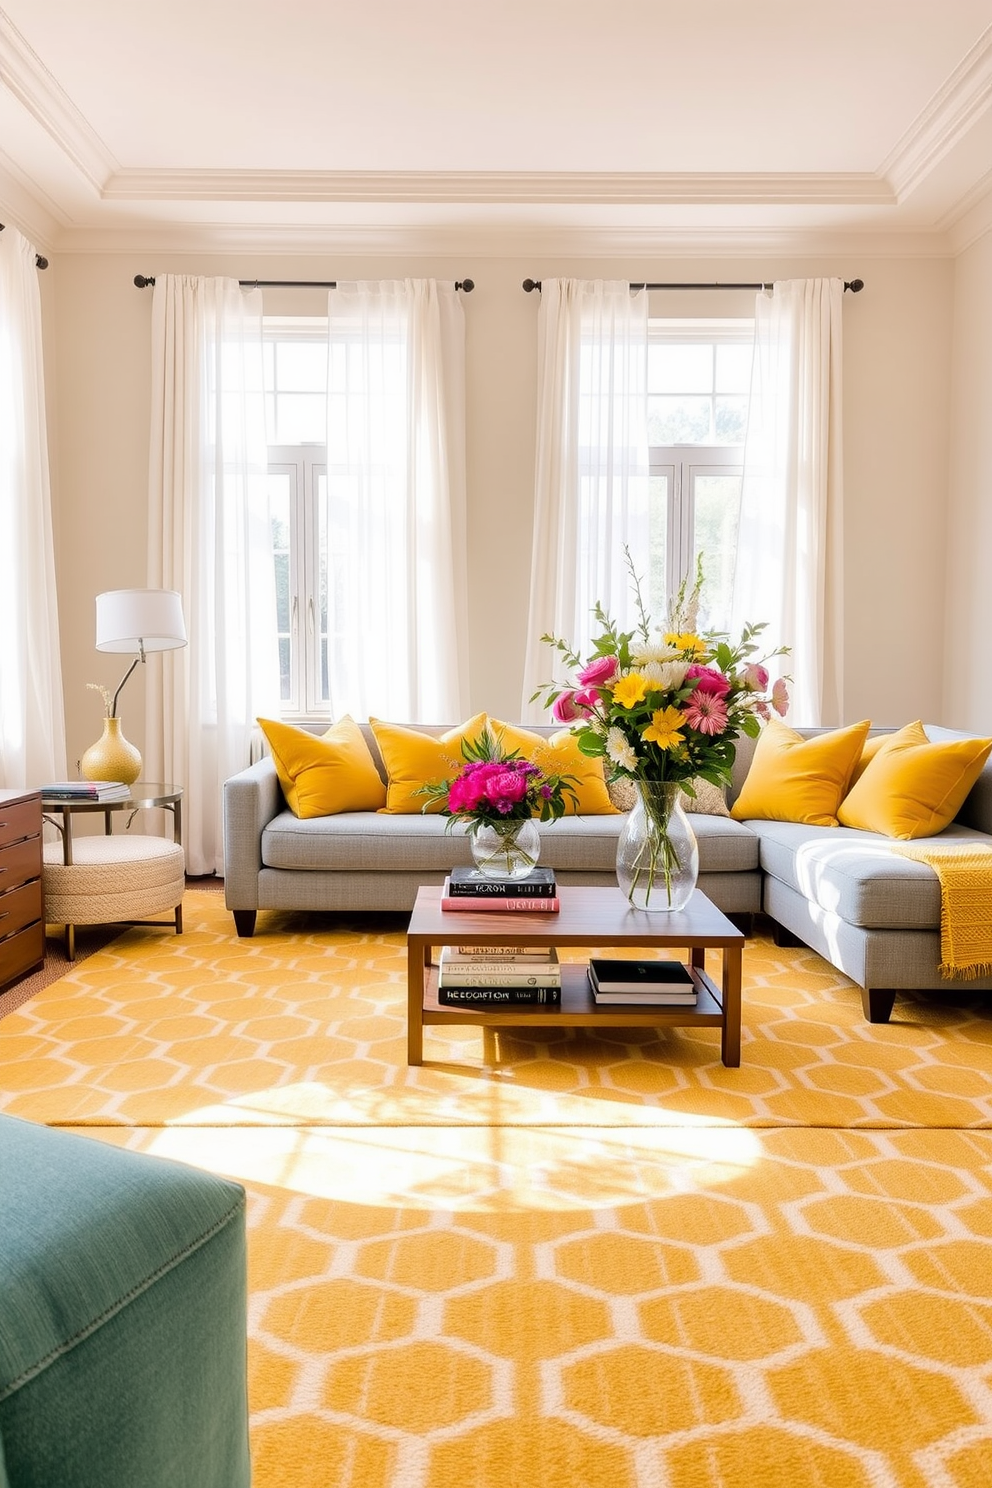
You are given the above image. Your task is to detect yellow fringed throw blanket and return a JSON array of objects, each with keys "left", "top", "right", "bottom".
[{"left": 895, "top": 843, "right": 992, "bottom": 978}]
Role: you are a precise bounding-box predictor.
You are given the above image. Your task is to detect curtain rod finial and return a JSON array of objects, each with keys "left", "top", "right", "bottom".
[{"left": 134, "top": 274, "right": 155, "bottom": 288}]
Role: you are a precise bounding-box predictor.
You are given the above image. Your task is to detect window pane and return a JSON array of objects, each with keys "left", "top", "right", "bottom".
[
  {"left": 278, "top": 636, "right": 291, "bottom": 702},
  {"left": 714, "top": 396, "right": 749, "bottom": 443},
  {"left": 275, "top": 393, "right": 326, "bottom": 445},
  {"left": 275, "top": 340, "right": 328, "bottom": 393},
  {"left": 648, "top": 396, "right": 711, "bottom": 444},
  {"left": 648, "top": 342, "right": 712, "bottom": 395},
  {"left": 715, "top": 343, "right": 754, "bottom": 394},
  {"left": 691, "top": 473, "right": 741, "bottom": 634},
  {"left": 647, "top": 474, "right": 670, "bottom": 619}
]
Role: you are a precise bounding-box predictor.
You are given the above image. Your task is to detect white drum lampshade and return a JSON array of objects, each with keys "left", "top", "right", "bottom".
[{"left": 96, "top": 589, "right": 187, "bottom": 656}]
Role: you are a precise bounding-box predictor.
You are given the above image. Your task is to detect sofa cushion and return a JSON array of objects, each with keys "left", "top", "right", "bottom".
[
  {"left": 837, "top": 720, "right": 992, "bottom": 839},
  {"left": 258, "top": 715, "right": 386, "bottom": 818},
  {"left": 730, "top": 717, "right": 871, "bottom": 827},
  {"left": 260, "top": 804, "right": 759, "bottom": 876},
  {"left": 487, "top": 720, "right": 618, "bottom": 814},
  {"left": 369, "top": 714, "right": 489, "bottom": 813},
  {"left": 751, "top": 818, "right": 992, "bottom": 929}
]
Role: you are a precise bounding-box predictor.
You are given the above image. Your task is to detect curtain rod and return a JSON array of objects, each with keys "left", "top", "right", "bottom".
[
  {"left": 0, "top": 225, "right": 48, "bottom": 269},
  {"left": 522, "top": 277, "right": 864, "bottom": 294},
  {"left": 134, "top": 275, "right": 475, "bottom": 292}
]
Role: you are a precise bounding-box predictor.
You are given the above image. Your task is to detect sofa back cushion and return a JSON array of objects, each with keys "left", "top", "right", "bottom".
[
  {"left": 487, "top": 719, "right": 619, "bottom": 815},
  {"left": 369, "top": 714, "right": 489, "bottom": 812}
]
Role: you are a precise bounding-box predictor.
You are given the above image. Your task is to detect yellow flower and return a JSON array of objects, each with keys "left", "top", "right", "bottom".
[
  {"left": 665, "top": 631, "right": 707, "bottom": 658},
  {"left": 611, "top": 672, "right": 651, "bottom": 709},
  {"left": 643, "top": 706, "right": 687, "bottom": 750}
]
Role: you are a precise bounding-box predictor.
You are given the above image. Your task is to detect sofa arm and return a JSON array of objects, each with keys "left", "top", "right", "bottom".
[{"left": 223, "top": 757, "right": 283, "bottom": 928}]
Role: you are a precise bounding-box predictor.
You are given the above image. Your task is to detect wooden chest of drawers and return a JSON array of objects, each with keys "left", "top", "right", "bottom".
[{"left": 0, "top": 789, "right": 44, "bottom": 990}]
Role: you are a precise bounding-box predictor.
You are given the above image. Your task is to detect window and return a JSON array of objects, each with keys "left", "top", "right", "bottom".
[
  {"left": 264, "top": 321, "right": 328, "bottom": 716},
  {"left": 647, "top": 319, "right": 753, "bottom": 633}
]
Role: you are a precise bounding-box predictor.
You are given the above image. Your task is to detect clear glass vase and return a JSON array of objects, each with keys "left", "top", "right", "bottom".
[
  {"left": 616, "top": 780, "right": 699, "bottom": 912},
  {"left": 469, "top": 818, "right": 541, "bottom": 881}
]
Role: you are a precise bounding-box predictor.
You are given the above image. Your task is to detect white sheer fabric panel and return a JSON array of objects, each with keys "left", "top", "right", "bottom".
[
  {"left": 521, "top": 279, "right": 649, "bottom": 720},
  {"left": 732, "top": 278, "right": 845, "bottom": 726},
  {"left": 323, "top": 280, "right": 468, "bottom": 721},
  {"left": 0, "top": 226, "right": 66, "bottom": 788},
  {"left": 146, "top": 275, "right": 281, "bottom": 874}
]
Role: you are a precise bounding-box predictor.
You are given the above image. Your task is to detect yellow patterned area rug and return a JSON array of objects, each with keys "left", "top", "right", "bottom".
[
  {"left": 9, "top": 891, "right": 992, "bottom": 1484},
  {"left": 2, "top": 891, "right": 992, "bottom": 1130},
  {"left": 87, "top": 1121, "right": 992, "bottom": 1488}
]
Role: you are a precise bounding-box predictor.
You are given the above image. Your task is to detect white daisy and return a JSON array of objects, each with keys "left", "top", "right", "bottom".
[
  {"left": 629, "top": 639, "right": 680, "bottom": 666},
  {"left": 640, "top": 659, "right": 689, "bottom": 690},
  {"left": 606, "top": 726, "right": 638, "bottom": 772}
]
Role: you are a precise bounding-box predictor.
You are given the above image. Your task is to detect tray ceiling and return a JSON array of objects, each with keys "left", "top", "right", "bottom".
[{"left": 2, "top": 0, "right": 992, "bottom": 255}]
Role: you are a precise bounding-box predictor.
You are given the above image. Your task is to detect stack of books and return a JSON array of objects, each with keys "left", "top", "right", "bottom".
[
  {"left": 587, "top": 958, "right": 698, "bottom": 1005},
  {"left": 439, "top": 866, "right": 559, "bottom": 913},
  {"left": 437, "top": 944, "right": 562, "bottom": 1006},
  {"left": 40, "top": 780, "right": 133, "bottom": 802}
]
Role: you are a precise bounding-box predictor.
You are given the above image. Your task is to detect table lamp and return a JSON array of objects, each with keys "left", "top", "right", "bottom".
[{"left": 80, "top": 589, "right": 187, "bottom": 783}]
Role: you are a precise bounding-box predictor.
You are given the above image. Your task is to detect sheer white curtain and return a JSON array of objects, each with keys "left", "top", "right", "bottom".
[
  {"left": 324, "top": 279, "right": 468, "bottom": 720},
  {"left": 0, "top": 226, "right": 65, "bottom": 788},
  {"left": 146, "top": 275, "right": 280, "bottom": 875},
  {"left": 732, "top": 278, "right": 845, "bottom": 725},
  {"left": 521, "top": 279, "right": 649, "bottom": 719}
]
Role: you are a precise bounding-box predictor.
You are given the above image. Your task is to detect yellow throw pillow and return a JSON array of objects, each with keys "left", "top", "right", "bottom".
[
  {"left": 369, "top": 714, "right": 489, "bottom": 813},
  {"left": 257, "top": 716, "right": 386, "bottom": 818},
  {"left": 487, "top": 719, "right": 619, "bottom": 815},
  {"left": 838, "top": 721, "right": 992, "bottom": 839},
  {"left": 730, "top": 716, "right": 872, "bottom": 827}
]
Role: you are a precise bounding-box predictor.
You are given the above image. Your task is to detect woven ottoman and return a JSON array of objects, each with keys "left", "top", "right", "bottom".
[{"left": 43, "top": 833, "right": 185, "bottom": 960}]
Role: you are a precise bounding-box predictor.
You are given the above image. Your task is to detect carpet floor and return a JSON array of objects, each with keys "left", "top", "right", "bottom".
[{"left": 5, "top": 890, "right": 992, "bottom": 1486}]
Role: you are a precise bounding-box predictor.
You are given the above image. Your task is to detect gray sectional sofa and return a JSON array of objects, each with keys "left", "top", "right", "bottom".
[{"left": 223, "top": 721, "right": 992, "bottom": 1023}]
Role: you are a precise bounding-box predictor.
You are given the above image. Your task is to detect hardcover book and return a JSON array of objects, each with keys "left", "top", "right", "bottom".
[
  {"left": 446, "top": 866, "right": 557, "bottom": 897},
  {"left": 437, "top": 985, "right": 562, "bottom": 1006},
  {"left": 588, "top": 958, "right": 694, "bottom": 992},
  {"left": 440, "top": 879, "right": 560, "bottom": 913}
]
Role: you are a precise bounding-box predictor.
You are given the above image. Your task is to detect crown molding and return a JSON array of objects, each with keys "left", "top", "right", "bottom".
[
  {"left": 881, "top": 24, "right": 992, "bottom": 201},
  {"left": 0, "top": 153, "right": 61, "bottom": 252},
  {"left": 49, "top": 218, "right": 955, "bottom": 262},
  {"left": 101, "top": 167, "right": 895, "bottom": 208},
  {"left": 0, "top": 7, "right": 116, "bottom": 191}
]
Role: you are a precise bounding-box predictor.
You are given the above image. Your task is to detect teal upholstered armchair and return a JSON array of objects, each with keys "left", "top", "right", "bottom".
[{"left": 0, "top": 1116, "right": 250, "bottom": 1488}]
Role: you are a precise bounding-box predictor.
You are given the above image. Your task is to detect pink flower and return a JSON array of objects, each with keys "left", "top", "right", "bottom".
[
  {"left": 771, "top": 678, "right": 790, "bottom": 717},
  {"left": 483, "top": 768, "right": 530, "bottom": 813},
  {"left": 755, "top": 699, "right": 770, "bottom": 722},
  {"left": 577, "top": 654, "right": 619, "bottom": 687},
  {"left": 573, "top": 686, "right": 602, "bottom": 711},
  {"left": 552, "top": 689, "right": 584, "bottom": 724},
  {"left": 683, "top": 691, "right": 729, "bottom": 735},
  {"left": 684, "top": 664, "right": 731, "bottom": 697},
  {"left": 744, "top": 663, "right": 769, "bottom": 692}
]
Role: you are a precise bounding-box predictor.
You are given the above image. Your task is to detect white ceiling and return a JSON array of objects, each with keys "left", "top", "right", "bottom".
[{"left": 3, "top": 0, "right": 992, "bottom": 257}]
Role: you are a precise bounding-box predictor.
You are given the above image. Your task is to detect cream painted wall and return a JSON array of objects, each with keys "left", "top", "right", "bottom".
[
  {"left": 944, "top": 231, "right": 992, "bottom": 734},
  {"left": 46, "top": 249, "right": 954, "bottom": 775}
]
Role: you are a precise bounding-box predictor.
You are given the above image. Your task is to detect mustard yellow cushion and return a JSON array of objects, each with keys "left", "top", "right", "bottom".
[
  {"left": 257, "top": 716, "right": 386, "bottom": 818},
  {"left": 847, "top": 730, "right": 890, "bottom": 787},
  {"left": 487, "top": 720, "right": 618, "bottom": 815},
  {"left": 730, "top": 716, "right": 872, "bottom": 827},
  {"left": 369, "top": 714, "right": 489, "bottom": 813},
  {"left": 837, "top": 721, "right": 992, "bottom": 839}
]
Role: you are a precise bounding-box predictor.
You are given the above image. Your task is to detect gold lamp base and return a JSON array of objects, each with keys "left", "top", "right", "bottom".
[{"left": 80, "top": 716, "right": 142, "bottom": 785}]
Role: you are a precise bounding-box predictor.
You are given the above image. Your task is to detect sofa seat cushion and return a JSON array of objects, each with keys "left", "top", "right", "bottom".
[
  {"left": 750, "top": 819, "right": 992, "bottom": 930},
  {"left": 261, "top": 807, "right": 760, "bottom": 877}
]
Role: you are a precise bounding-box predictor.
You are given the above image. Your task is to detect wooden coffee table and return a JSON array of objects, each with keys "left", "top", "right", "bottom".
[{"left": 406, "top": 884, "right": 744, "bottom": 1068}]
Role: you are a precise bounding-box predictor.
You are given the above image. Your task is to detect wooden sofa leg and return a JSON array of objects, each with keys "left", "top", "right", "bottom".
[
  {"left": 233, "top": 910, "right": 257, "bottom": 938},
  {"left": 770, "top": 920, "right": 803, "bottom": 948},
  {"left": 861, "top": 987, "right": 896, "bottom": 1024}
]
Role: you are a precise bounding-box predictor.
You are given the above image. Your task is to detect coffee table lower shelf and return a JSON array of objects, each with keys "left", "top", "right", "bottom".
[{"left": 424, "top": 961, "right": 724, "bottom": 1031}]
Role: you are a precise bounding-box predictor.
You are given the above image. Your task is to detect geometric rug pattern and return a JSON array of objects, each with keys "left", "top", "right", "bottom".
[{"left": 6, "top": 891, "right": 992, "bottom": 1485}]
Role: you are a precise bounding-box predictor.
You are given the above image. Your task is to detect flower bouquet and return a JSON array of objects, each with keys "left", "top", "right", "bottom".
[
  {"left": 533, "top": 551, "right": 789, "bottom": 909},
  {"left": 419, "top": 726, "right": 578, "bottom": 879}
]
